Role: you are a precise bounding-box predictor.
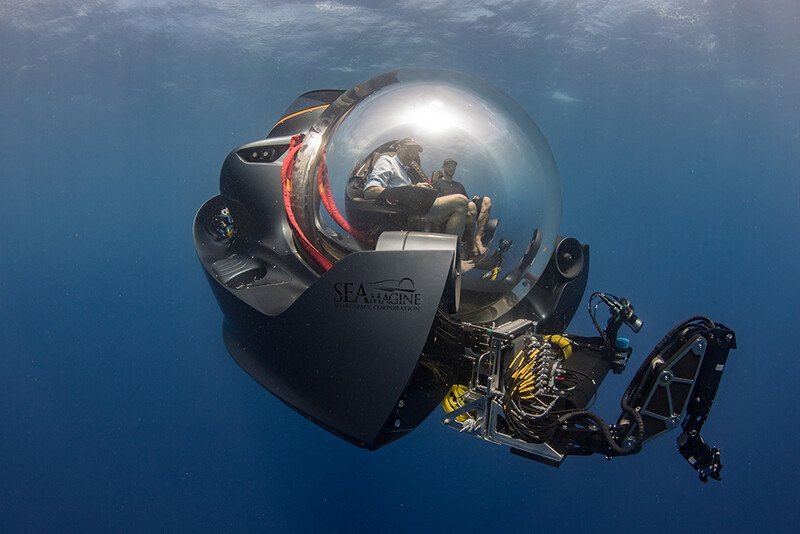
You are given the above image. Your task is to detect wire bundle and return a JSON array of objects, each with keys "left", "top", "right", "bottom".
[
  {"left": 502, "top": 338, "right": 584, "bottom": 443},
  {"left": 442, "top": 384, "right": 470, "bottom": 416}
]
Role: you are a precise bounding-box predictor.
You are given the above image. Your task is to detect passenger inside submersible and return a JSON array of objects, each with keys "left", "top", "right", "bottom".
[{"left": 357, "top": 137, "right": 496, "bottom": 263}]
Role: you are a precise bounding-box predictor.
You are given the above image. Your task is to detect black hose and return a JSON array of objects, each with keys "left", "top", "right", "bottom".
[{"left": 557, "top": 410, "right": 640, "bottom": 456}]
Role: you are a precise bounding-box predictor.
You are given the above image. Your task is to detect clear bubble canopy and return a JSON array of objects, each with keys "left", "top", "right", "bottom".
[{"left": 295, "top": 68, "right": 562, "bottom": 320}]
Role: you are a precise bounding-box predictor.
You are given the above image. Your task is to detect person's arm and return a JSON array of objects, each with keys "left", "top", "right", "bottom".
[
  {"left": 364, "top": 157, "right": 393, "bottom": 199},
  {"left": 364, "top": 185, "right": 384, "bottom": 199}
]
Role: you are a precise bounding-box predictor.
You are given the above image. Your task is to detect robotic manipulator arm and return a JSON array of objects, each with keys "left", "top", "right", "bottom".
[{"left": 439, "top": 293, "right": 736, "bottom": 483}]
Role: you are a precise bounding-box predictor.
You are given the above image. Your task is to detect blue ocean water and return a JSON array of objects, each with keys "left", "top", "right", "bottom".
[{"left": 1, "top": 1, "right": 798, "bottom": 531}]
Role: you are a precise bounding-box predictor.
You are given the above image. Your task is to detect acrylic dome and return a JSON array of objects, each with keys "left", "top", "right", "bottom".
[{"left": 290, "top": 68, "right": 561, "bottom": 319}]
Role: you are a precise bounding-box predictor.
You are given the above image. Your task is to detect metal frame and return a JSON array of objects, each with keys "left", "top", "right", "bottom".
[
  {"left": 636, "top": 335, "right": 707, "bottom": 441},
  {"left": 441, "top": 320, "right": 565, "bottom": 465}
]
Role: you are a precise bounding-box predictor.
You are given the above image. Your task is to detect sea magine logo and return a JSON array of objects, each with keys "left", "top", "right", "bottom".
[{"left": 333, "top": 278, "right": 421, "bottom": 312}]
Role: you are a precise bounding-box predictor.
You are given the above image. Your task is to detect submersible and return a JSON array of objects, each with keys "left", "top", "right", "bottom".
[{"left": 194, "top": 69, "right": 735, "bottom": 482}]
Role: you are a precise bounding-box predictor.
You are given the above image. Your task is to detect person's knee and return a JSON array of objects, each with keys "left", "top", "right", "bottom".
[
  {"left": 442, "top": 194, "right": 468, "bottom": 211},
  {"left": 467, "top": 201, "right": 477, "bottom": 217},
  {"left": 482, "top": 196, "right": 492, "bottom": 210}
]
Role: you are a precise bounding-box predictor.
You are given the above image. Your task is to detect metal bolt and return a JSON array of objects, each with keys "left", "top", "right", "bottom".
[
  {"left": 393, "top": 418, "right": 401, "bottom": 428},
  {"left": 693, "top": 338, "right": 707, "bottom": 355},
  {"left": 666, "top": 415, "right": 681, "bottom": 430},
  {"left": 658, "top": 370, "right": 674, "bottom": 385},
  {"left": 398, "top": 399, "right": 405, "bottom": 408}
]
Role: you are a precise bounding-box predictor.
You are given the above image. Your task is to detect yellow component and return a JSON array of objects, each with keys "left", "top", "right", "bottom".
[
  {"left": 513, "top": 358, "right": 536, "bottom": 380},
  {"left": 519, "top": 376, "right": 535, "bottom": 388},
  {"left": 545, "top": 334, "right": 573, "bottom": 359},
  {"left": 484, "top": 266, "right": 500, "bottom": 281},
  {"left": 442, "top": 384, "right": 471, "bottom": 423},
  {"left": 509, "top": 349, "right": 524, "bottom": 370},
  {"left": 511, "top": 348, "right": 538, "bottom": 378},
  {"left": 442, "top": 384, "right": 469, "bottom": 413}
]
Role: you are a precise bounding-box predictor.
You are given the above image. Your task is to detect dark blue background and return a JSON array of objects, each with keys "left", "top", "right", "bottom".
[{"left": 2, "top": 1, "right": 798, "bottom": 531}]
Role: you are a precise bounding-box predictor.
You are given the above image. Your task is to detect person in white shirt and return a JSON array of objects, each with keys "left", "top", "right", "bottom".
[{"left": 364, "top": 138, "right": 469, "bottom": 237}]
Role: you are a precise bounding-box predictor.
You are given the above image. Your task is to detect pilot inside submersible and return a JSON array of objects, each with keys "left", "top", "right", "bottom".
[{"left": 193, "top": 68, "right": 735, "bottom": 483}]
